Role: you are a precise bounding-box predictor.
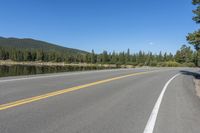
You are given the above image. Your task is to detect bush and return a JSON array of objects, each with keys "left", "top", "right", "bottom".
[
  {"left": 131, "top": 62, "right": 139, "bottom": 66},
  {"left": 157, "top": 61, "right": 181, "bottom": 67},
  {"left": 181, "top": 62, "right": 196, "bottom": 67},
  {"left": 149, "top": 61, "right": 158, "bottom": 66},
  {"left": 137, "top": 63, "right": 144, "bottom": 67}
]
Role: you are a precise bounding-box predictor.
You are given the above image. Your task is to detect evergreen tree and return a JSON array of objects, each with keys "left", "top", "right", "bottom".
[
  {"left": 91, "top": 50, "right": 96, "bottom": 64},
  {"left": 186, "top": 0, "right": 200, "bottom": 66}
]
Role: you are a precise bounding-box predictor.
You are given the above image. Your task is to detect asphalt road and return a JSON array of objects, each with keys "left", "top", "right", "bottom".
[{"left": 0, "top": 68, "right": 200, "bottom": 133}]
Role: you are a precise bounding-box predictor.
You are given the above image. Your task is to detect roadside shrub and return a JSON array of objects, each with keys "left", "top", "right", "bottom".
[
  {"left": 131, "top": 62, "right": 139, "bottom": 66},
  {"left": 149, "top": 61, "right": 158, "bottom": 66},
  {"left": 137, "top": 63, "right": 144, "bottom": 67},
  {"left": 181, "top": 62, "right": 196, "bottom": 67},
  {"left": 157, "top": 61, "right": 181, "bottom": 67}
]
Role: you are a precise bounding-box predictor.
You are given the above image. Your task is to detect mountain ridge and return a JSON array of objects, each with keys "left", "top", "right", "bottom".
[{"left": 0, "top": 37, "right": 88, "bottom": 54}]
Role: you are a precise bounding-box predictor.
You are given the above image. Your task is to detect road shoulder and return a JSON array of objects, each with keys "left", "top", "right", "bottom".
[{"left": 154, "top": 71, "right": 200, "bottom": 133}]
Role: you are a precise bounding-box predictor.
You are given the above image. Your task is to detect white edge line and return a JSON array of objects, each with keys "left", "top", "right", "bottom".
[{"left": 143, "top": 73, "right": 180, "bottom": 133}]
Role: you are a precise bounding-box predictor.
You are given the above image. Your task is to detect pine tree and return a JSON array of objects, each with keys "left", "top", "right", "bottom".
[{"left": 187, "top": 0, "right": 200, "bottom": 50}]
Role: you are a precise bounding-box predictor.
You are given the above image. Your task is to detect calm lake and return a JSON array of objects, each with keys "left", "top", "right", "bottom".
[{"left": 0, "top": 65, "right": 116, "bottom": 77}]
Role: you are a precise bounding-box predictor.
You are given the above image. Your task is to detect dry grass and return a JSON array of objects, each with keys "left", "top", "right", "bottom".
[{"left": 0, "top": 60, "right": 119, "bottom": 68}]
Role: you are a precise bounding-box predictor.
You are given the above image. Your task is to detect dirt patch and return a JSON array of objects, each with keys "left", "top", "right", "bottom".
[{"left": 193, "top": 79, "right": 200, "bottom": 98}]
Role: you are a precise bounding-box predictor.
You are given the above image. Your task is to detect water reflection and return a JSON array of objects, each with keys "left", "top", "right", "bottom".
[{"left": 0, "top": 65, "right": 116, "bottom": 77}]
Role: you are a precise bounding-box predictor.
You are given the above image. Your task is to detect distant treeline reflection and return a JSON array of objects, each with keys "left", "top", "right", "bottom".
[{"left": 0, "top": 65, "right": 114, "bottom": 77}]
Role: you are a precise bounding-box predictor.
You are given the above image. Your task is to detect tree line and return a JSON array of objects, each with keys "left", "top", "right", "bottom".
[{"left": 0, "top": 45, "right": 197, "bottom": 67}]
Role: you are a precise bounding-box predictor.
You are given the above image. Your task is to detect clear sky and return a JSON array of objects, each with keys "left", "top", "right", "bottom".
[{"left": 0, "top": 0, "right": 198, "bottom": 53}]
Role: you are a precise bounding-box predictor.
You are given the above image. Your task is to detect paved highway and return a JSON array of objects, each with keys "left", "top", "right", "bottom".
[{"left": 0, "top": 68, "right": 200, "bottom": 133}]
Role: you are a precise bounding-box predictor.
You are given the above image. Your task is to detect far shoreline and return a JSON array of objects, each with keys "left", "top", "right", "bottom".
[
  {"left": 0, "top": 60, "right": 197, "bottom": 68},
  {"left": 0, "top": 60, "right": 130, "bottom": 68}
]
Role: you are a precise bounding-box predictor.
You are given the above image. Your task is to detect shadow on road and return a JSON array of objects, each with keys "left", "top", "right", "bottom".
[{"left": 180, "top": 70, "right": 200, "bottom": 80}]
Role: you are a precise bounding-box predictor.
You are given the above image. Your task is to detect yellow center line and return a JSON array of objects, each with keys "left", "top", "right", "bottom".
[{"left": 0, "top": 70, "right": 158, "bottom": 111}]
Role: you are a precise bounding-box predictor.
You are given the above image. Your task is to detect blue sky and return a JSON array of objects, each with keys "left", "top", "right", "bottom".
[{"left": 0, "top": 0, "right": 198, "bottom": 53}]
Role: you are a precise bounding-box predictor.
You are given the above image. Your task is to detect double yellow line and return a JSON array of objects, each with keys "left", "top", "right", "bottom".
[{"left": 0, "top": 70, "right": 156, "bottom": 111}]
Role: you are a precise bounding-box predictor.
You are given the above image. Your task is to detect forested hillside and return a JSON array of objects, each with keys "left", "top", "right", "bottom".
[
  {"left": 0, "top": 37, "right": 88, "bottom": 62},
  {"left": 0, "top": 37, "right": 87, "bottom": 54}
]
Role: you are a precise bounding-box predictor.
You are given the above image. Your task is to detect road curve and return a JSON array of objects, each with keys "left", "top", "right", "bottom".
[{"left": 0, "top": 68, "right": 199, "bottom": 133}]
